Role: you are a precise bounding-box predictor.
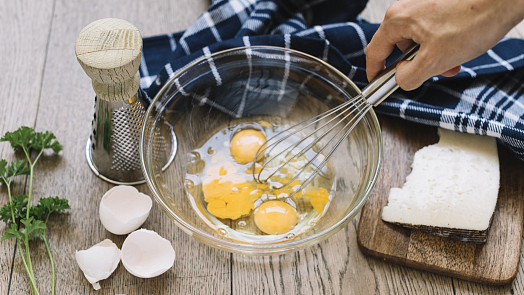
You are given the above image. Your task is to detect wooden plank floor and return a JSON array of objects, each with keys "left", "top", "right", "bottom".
[{"left": 0, "top": 0, "right": 523, "bottom": 294}]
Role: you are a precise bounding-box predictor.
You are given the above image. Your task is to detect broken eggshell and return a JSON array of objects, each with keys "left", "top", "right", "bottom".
[
  {"left": 99, "top": 185, "right": 153, "bottom": 235},
  {"left": 121, "top": 229, "right": 175, "bottom": 278},
  {"left": 75, "top": 239, "right": 121, "bottom": 290}
]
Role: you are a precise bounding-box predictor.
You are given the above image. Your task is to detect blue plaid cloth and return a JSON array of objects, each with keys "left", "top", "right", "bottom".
[{"left": 140, "top": 0, "right": 524, "bottom": 160}]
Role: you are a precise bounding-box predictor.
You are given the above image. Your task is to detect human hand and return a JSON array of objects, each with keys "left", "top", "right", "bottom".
[{"left": 365, "top": 0, "right": 524, "bottom": 90}]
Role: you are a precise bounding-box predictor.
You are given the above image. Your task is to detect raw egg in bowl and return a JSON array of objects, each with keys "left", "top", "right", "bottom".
[{"left": 140, "top": 46, "right": 381, "bottom": 255}]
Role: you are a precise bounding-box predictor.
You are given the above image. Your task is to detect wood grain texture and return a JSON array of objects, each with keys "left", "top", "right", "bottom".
[
  {"left": 0, "top": 0, "right": 56, "bottom": 294},
  {"left": 75, "top": 18, "right": 143, "bottom": 101},
  {"left": 232, "top": 220, "right": 454, "bottom": 295},
  {"left": 1, "top": 0, "right": 524, "bottom": 294},
  {"left": 32, "top": 0, "right": 228, "bottom": 293},
  {"left": 3, "top": 0, "right": 228, "bottom": 294},
  {"left": 357, "top": 116, "right": 524, "bottom": 285}
]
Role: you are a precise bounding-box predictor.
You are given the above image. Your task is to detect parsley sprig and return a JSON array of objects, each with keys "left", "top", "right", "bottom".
[{"left": 0, "top": 126, "right": 69, "bottom": 295}]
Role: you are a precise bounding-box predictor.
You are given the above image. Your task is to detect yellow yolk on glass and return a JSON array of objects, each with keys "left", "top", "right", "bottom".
[
  {"left": 197, "top": 127, "right": 330, "bottom": 233},
  {"left": 254, "top": 201, "right": 297, "bottom": 235},
  {"left": 203, "top": 180, "right": 260, "bottom": 219},
  {"left": 303, "top": 188, "right": 330, "bottom": 212},
  {"left": 230, "top": 129, "right": 266, "bottom": 164},
  {"left": 202, "top": 162, "right": 262, "bottom": 219}
]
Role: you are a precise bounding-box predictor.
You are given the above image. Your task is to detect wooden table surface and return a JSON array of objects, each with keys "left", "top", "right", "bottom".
[{"left": 1, "top": 0, "right": 524, "bottom": 294}]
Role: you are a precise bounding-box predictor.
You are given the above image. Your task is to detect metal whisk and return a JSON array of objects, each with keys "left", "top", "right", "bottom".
[{"left": 255, "top": 44, "right": 419, "bottom": 194}]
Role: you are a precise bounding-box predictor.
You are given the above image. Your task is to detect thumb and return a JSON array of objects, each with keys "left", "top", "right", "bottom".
[{"left": 394, "top": 56, "right": 432, "bottom": 91}]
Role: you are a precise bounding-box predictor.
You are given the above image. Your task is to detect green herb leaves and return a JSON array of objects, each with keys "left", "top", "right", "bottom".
[
  {"left": 0, "top": 194, "right": 27, "bottom": 223},
  {"left": 31, "top": 197, "right": 71, "bottom": 222},
  {"left": 0, "top": 126, "right": 68, "bottom": 295},
  {"left": 0, "top": 159, "right": 30, "bottom": 185},
  {"left": 0, "top": 126, "right": 63, "bottom": 154},
  {"left": 0, "top": 195, "right": 71, "bottom": 226},
  {"left": 1, "top": 126, "right": 34, "bottom": 151}
]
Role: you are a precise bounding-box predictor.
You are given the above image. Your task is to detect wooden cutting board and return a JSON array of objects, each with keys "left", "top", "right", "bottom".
[{"left": 357, "top": 115, "right": 524, "bottom": 285}]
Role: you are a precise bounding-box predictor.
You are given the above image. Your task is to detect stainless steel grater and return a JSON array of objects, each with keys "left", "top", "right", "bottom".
[
  {"left": 76, "top": 18, "right": 175, "bottom": 185},
  {"left": 86, "top": 91, "right": 145, "bottom": 184}
]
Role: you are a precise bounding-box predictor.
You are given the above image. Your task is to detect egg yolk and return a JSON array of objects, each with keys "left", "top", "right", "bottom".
[
  {"left": 197, "top": 127, "right": 331, "bottom": 229},
  {"left": 202, "top": 163, "right": 262, "bottom": 219},
  {"left": 230, "top": 129, "right": 266, "bottom": 164},
  {"left": 303, "top": 188, "right": 330, "bottom": 212},
  {"left": 203, "top": 179, "right": 261, "bottom": 219},
  {"left": 254, "top": 201, "right": 297, "bottom": 235}
]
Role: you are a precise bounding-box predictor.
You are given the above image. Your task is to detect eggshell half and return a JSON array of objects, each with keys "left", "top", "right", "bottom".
[
  {"left": 121, "top": 229, "right": 175, "bottom": 278},
  {"left": 99, "top": 185, "right": 153, "bottom": 235},
  {"left": 75, "top": 239, "right": 121, "bottom": 290}
]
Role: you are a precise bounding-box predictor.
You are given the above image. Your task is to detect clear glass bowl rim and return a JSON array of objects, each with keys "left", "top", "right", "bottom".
[{"left": 140, "top": 45, "right": 383, "bottom": 255}]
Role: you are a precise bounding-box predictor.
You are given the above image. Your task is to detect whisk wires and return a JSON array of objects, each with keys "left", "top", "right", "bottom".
[{"left": 253, "top": 94, "right": 372, "bottom": 197}]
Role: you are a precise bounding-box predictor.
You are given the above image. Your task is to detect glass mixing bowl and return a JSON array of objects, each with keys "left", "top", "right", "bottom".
[{"left": 140, "top": 46, "right": 382, "bottom": 255}]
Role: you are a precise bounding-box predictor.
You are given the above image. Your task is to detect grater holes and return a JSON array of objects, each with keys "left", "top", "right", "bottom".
[
  {"left": 111, "top": 103, "right": 145, "bottom": 171},
  {"left": 91, "top": 100, "right": 97, "bottom": 149}
]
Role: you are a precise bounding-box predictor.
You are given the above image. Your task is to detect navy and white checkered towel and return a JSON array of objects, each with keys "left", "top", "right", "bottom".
[{"left": 140, "top": 0, "right": 524, "bottom": 160}]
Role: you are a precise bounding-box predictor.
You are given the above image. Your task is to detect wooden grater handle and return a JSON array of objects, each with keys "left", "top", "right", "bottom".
[{"left": 75, "top": 18, "right": 143, "bottom": 102}]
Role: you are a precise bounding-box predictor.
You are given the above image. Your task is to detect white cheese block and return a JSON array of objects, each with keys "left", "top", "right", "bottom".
[{"left": 382, "top": 128, "right": 499, "bottom": 238}]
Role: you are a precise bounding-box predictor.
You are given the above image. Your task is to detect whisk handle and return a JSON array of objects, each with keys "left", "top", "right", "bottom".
[{"left": 362, "top": 44, "right": 419, "bottom": 106}]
